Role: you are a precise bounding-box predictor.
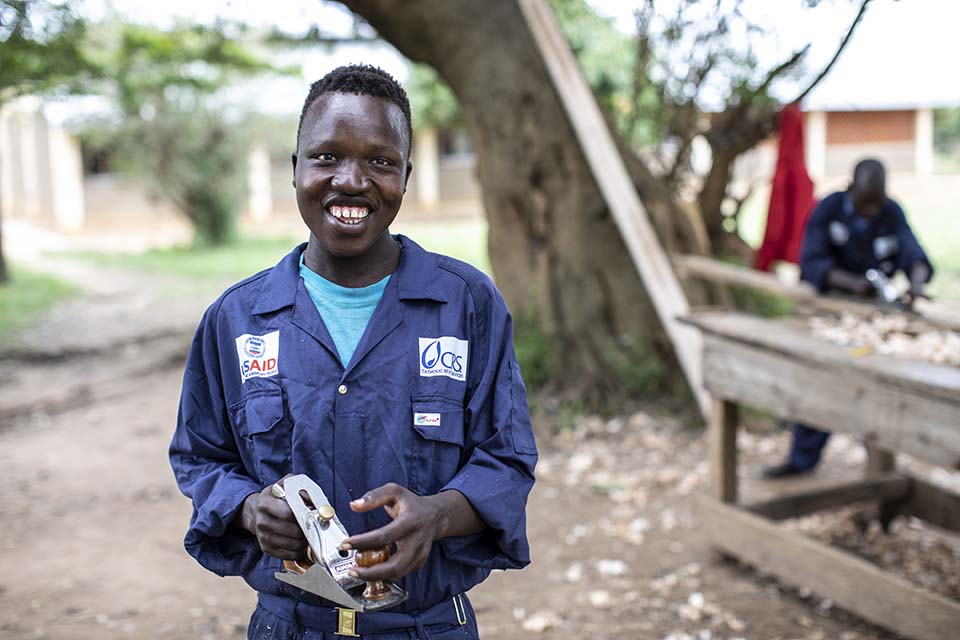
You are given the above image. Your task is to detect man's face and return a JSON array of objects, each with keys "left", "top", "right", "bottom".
[
  {"left": 850, "top": 173, "right": 887, "bottom": 218},
  {"left": 293, "top": 93, "right": 411, "bottom": 258},
  {"left": 850, "top": 185, "right": 885, "bottom": 219}
]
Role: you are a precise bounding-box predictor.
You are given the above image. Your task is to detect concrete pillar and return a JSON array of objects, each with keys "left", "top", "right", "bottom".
[
  {"left": 413, "top": 127, "right": 439, "bottom": 209},
  {"left": 915, "top": 108, "right": 934, "bottom": 175},
  {"left": 0, "top": 104, "right": 14, "bottom": 220},
  {"left": 247, "top": 145, "right": 272, "bottom": 221},
  {"left": 48, "top": 127, "right": 85, "bottom": 231},
  {"left": 17, "top": 99, "right": 45, "bottom": 220},
  {"left": 805, "top": 110, "right": 827, "bottom": 181}
]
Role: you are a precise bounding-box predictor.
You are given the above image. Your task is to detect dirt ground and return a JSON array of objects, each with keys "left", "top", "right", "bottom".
[{"left": 1, "top": 260, "right": 958, "bottom": 640}]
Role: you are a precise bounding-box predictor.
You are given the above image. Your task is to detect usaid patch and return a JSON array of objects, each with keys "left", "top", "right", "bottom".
[
  {"left": 414, "top": 412, "right": 442, "bottom": 427},
  {"left": 235, "top": 331, "right": 280, "bottom": 382},
  {"left": 419, "top": 336, "right": 468, "bottom": 382}
]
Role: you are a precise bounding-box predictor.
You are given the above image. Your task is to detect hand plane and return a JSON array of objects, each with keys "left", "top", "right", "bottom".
[{"left": 272, "top": 474, "right": 407, "bottom": 612}]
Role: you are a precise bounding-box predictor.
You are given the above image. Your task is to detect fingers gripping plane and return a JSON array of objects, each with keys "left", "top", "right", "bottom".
[{"left": 272, "top": 474, "right": 407, "bottom": 612}]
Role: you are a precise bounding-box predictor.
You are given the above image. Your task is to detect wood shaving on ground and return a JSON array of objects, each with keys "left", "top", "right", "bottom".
[{"left": 809, "top": 312, "right": 960, "bottom": 366}]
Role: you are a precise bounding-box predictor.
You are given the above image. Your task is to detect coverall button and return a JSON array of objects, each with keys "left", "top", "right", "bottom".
[{"left": 337, "top": 384, "right": 348, "bottom": 395}]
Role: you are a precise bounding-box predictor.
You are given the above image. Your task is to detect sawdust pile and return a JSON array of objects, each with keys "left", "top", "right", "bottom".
[
  {"left": 809, "top": 313, "right": 960, "bottom": 366},
  {"left": 787, "top": 507, "right": 960, "bottom": 601}
]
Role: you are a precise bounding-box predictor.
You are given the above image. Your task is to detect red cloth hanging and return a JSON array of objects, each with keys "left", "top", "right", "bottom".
[{"left": 754, "top": 104, "right": 816, "bottom": 271}]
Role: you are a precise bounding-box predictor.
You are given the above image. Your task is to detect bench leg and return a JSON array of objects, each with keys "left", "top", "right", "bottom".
[
  {"left": 709, "top": 397, "right": 739, "bottom": 503},
  {"left": 865, "top": 443, "right": 903, "bottom": 531}
]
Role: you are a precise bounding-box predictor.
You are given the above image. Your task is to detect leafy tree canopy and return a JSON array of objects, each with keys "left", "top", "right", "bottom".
[{"left": 0, "top": 0, "right": 95, "bottom": 103}]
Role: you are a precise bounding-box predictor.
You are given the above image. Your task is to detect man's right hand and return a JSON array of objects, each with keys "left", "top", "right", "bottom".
[
  {"left": 826, "top": 268, "right": 874, "bottom": 298},
  {"left": 239, "top": 484, "right": 308, "bottom": 560}
]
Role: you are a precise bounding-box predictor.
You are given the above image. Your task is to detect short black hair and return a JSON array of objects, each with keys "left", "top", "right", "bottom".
[{"left": 297, "top": 64, "right": 412, "bottom": 155}]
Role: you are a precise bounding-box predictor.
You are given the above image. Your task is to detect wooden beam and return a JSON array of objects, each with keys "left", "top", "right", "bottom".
[
  {"left": 684, "top": 312, "right": 960, "bottom": 404},
  {"left": 699, "top": 334, "right": 960, "bottom": 468},
  {"left": 903, "top": 477, "right": 960, "bottom": 534},
  {"left": 746, "top": 475, "right": 910, "bottom": 520},
  {"left": 864, "top": 445, "right": 902, "bottom": 529},
  {"left": 709, "top": 397, "right": 738, "bottom": 503},
  {"left": 700, "top": 495, "right": 960, "bottom": 640},
  {"left": 865, "top": 444, "right": 896, "bottom": 477},
  {"left": 518, "top": 0, "right": 709, "bottom": 419},
  {"left": 675, "top": 254, "right": 960, "bottom": 332},
  {"left": 673, "top": 254, "right": 817, "bottom": 302}
]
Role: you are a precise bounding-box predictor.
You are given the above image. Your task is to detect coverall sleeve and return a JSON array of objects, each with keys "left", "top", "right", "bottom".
[
  {"left": 169, "top": 307, "right": 263, "bottom": 577},
  {"left": 799, "top": 200, "right": 836, "bottom": 291},
  {"left": 439, "top": 287, "right": 538, "bottom": 570},
  {"left": 891, "top": 203, "right": 934, "bottom": 280}
]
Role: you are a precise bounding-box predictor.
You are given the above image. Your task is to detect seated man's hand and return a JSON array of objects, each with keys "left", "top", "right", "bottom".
[
  {"left": 341, "top": 483, "right": 447, "bottom": 582},
  {"left": 239, "top": 483, "right": 308, "bottom": 560},
  {"left": 904, "top": 284, "right": 930, "bottom": 309}
]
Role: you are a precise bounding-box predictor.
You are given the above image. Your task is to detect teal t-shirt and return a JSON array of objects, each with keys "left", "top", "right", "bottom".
[{"left": 298, "top": 255, "right": 391, "bottom": 367}]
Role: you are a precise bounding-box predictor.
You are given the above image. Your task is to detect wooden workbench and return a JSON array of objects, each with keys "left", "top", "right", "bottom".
[{"left": 683, "top": 310, "right": 960, "bottom": 640}]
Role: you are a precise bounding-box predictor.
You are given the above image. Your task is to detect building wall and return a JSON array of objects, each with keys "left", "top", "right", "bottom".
[
  {"left": 3, "top": 112, "right": 485, "bottom": 236},
  {"left": 438, "top": 155, "right": 481, "bottom": 202},
  {"left": 83, "top": 174, "right": 178, "bottom": 229},
  {"left": 826, "top": 110, "right": 915, "bottom": 144}
]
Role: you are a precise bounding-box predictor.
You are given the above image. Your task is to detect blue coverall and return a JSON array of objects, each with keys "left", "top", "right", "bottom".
[
  {"left": 788, "top": 191, "right": 932, "bottom": 470},
  {"left": 170, "top": 236, "right": 538, "bottom": 639}
]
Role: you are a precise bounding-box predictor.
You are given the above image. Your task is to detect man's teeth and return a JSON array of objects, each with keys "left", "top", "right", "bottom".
[{"left": 329, "top": 205, "right": 370, "bottom": 224}]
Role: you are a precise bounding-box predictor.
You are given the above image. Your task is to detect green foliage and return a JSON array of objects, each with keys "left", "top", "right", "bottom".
[
  {"left": 730, "top": 286, "right": 794, "bottom": 318},
  {"left": 513, "top": 313, "right": 553, "bottom": 391},
  {"left": 79, "top": 21, "right": 281, "bottom": 246},
  {"left": 0, "top": 0, "right": 95, "bottom": 103},
  {"left": 609, "top": 335, "right": 665, "bottom": 400},
  {"left": 0, "top": 264, "right": 77, "bottom": 335},
  {"left": 548, "top": 0, "right": 646, "bottom": 142},
  {"left": 934, "top": 108, "right": 960, "bottom": 152},
  {"left": 106, "top": 22, "right": 275, "bottom": 118},
  {"left": 407, "top": 63, "right": 461, "bottom": 131}
]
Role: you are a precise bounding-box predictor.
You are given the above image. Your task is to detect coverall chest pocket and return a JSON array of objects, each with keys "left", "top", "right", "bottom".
[
  {"left": 232, "top": 389, "right": 291, "bottom": 484},
  {"left": 409, "top": 395, "right": 465, "bottom": 495}
]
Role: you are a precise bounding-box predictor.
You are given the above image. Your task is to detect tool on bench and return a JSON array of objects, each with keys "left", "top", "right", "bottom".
[
  {"left": 865, "top": 268, "right": 902, "bottom": 306},
  {"left": 272, "top": 474, "right": 408, "bottom": 611}
]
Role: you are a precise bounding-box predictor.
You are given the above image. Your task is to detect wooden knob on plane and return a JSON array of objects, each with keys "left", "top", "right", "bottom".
[{"left": 355, "top": 546, "right": 391, "bottom": 601}]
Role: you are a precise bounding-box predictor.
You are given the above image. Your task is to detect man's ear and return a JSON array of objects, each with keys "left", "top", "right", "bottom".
[
  {"left": 291, "top": 152, "right": 298, "bottom": 188},
  {"left": 403, "top": 160, "right": 414, "bottom": 192}
]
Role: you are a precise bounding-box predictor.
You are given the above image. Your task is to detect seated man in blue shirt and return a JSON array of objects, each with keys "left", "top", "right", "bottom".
[
  {"left": 169, "top": 65, "right": 538, "bottom": 638},
  {"left": 762, "top": 158, "right": 933, "bottom": 478}
]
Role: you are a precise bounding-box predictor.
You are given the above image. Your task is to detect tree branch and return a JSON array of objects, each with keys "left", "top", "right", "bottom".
[
  {"left": 754, "top": 44, "right": 809, "bottom": 95},
  {"left": 790, "top": 0, "right": 872, "bottom": 104}
]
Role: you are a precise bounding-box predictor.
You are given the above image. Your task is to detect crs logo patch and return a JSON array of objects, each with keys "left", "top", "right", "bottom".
[
  {"left": 235, "top": 331, "right": 280, "bottom": 382},
  {"left": 419, "top": 336, "right": 468, "bottom": 382}
]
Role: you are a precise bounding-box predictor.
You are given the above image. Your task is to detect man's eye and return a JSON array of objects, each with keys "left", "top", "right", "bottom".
[
  {"left": 314, "top": 153, "right": 336, "bottom": 162},
  {"left": 371, "top": 157, "right": 392, "bottom": 167}
]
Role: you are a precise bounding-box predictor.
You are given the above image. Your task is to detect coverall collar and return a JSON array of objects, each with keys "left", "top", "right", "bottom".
[{"left": 251, "top": 234, "right": 448, "bottom": 316}]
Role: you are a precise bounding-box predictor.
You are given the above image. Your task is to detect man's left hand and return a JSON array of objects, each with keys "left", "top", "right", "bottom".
[
  {"left": 341, "top": 483, "right": 484, "bottom": 582},
  {"left": 341, "top": 483, "right": 444, "bottom": 582}
]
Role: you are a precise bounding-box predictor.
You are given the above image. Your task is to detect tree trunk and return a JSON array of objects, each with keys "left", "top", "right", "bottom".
[{"left": 339, "top": 0, "right": 710, "bottom": 405}]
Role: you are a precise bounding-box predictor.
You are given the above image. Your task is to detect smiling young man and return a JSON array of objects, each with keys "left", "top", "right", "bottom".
[{"left": 170, "top": 65, "right": 538, "bottom": 639}]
